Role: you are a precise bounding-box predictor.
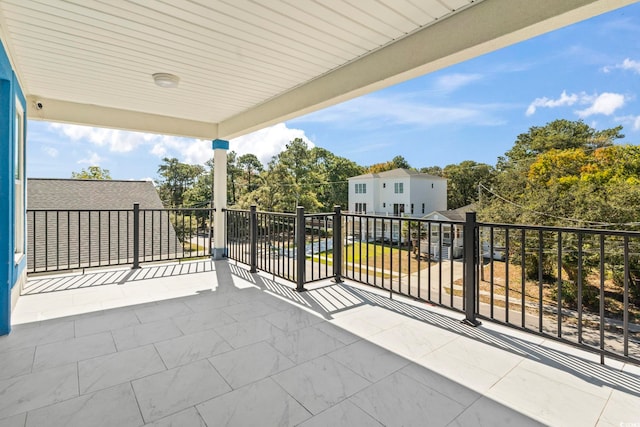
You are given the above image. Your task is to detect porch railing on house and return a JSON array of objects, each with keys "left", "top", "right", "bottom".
[
  {"left": 225, "top": 206, "right": 640, "bottom": 365},
  {"left": 26, "top": 205, "right": 214, "bottom": 273},
  {"left": 26, "top": 203, "right": 639, "bottom": 365}
]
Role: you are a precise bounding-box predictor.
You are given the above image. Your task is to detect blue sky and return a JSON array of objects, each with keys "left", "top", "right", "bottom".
[{"left": 27, "top": 3, "right": 640, "bottom": 180}]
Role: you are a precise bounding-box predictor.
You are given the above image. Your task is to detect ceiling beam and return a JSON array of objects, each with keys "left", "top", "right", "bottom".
[
  {"left": 218, "top": 0, "right": 636, "bottom": 139},
  {"left": 27, "top": 96, "right": 218, "bottom": 140}
]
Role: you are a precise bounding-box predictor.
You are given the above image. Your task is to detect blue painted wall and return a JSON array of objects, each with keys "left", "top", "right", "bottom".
[{"left": 0, "top": 39, "right": 26, "bottom": 335}]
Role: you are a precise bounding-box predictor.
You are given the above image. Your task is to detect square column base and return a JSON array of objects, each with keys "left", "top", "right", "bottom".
[{"left": 211, "top": 247, "right": 226, "bottom": 260}]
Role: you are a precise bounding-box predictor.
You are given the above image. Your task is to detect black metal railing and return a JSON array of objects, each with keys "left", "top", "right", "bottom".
[
  {"left": 476, "top": 221, "right": 640, "bottom": 364},
  {"left": 225, "top": 206, "right": 639, "bottom": 365},
  {"left": 27, "top": 205, "right": 214, "bottom": 273}
]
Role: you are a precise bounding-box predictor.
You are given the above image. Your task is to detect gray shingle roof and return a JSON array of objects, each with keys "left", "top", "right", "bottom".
[
  {"left": 26, "top": 179, "right": 187, "bottom": 272},
  {"left": 27, "top": 179, "right": 164, "bottom": 210}
]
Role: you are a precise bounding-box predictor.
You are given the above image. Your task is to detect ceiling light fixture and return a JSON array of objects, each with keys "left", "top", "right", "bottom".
[{"left": 152, "top": 73, "right": 180, "bottom": 88}]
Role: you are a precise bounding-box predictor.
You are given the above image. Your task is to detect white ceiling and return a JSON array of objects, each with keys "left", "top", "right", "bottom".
[{"left": 0, "top": 0, "right": 636, "bottom": 139}]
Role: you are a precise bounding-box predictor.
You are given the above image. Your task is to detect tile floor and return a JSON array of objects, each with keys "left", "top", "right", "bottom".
[{"left": 1, "top": 260, "right": 639, "bottom": 426}]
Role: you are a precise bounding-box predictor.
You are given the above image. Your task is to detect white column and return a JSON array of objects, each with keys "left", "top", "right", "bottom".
[{"left": 212, "top": 139, "right": 228, "bottom": 259}]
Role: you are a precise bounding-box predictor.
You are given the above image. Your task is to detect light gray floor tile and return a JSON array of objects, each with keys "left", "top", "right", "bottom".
[
  {"left": 313, "top": 322, "right": 360, "bottom": 345},
  {"left": 447, "top": 396, "right": 545, "bottom": 427},
  {"left": 181, "top": 293, "right": 240, "bottom": 312},
  {"left": 74, "top": 310, "right": 140, "bottom": 337},
  {"left": 134, "top": 300, "right": 193, "bottom": 323},
  {"left": 399, "top": 363, "right": 480, "bottom": 407},
  {"left": 25, "top": 383, "right": 143, "bottom": 427},
  {"left": 33, "top": 332, "right": 115, "bottom": 371},
  {"left": 196, "top": 378, "right": 311, "bottom": 427},
  {"left": 78, "top": 345, "right": 165, "bottom": 394},
  {"left": 328, "top": 339, "right": 410, "bottom": 382},
  {"left": 172, "top": 308, "right": 236, "bottom": 335},
  {"left": 268, "top": 325, "right": 345, "bottom": 364},
  {"left": 0, "top": 347, "right": 34, "bottom": 380},
  {"left": 112, "top": 319, "right": 183, "bottom": 351},
  {"left": 0, "top": 321, "right": 75, "bottom": 353},
  {"left": 0, "top": 412, "right": 26, "bottom": 427},
  {"left": 297, "top": 400, "right": 383, "bottom": 427},
  {"left": 264, "top": 308, "right": 323, "bottom": 332},
  {"left": 350, "top": 371, "right": 465, "bottom": 427},
  {"left": 209, "top": 341, "right": 294, "bottom": 388},
  {"left": 132, "top": 359, "right": 231, "bottom": 423},
  {"left": 155, "top": 329, "right": 233, "bottom": 369},
  {"left": 0, "top": 363, "right": 78, "bottom": 419},
  {"left": 486, "top": 363, "right": 608, "bottom": 427},
  {"left": 598, "top": 389, "right": 640, "bottom": 427},
  {"left": 215, "top": 317, "right": 281, "bottom": 349},
  {"left": 272, "top": 355, "right": 371, "bottom": 415},
  {"left": 367, "top": 321, "right": 457, "bottom": 360},
  {"left": 222, "top": 300, "right": 279, "bottom": 322},
  {"left": 143, "top": 407, "right": 206, "bottom": 427},
  {"left": 414, "top": 347, "right": 502, "bottom": 394}
]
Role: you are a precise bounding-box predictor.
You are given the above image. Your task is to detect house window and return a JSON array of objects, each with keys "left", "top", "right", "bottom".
[
  {"left": 355, "top": 203, "right": 367, "bottom": 213},
  {"left": 393, "top": 203, "right": 405, "bottom": 216},
  {"left": 422, "top": 203, "right": 425, "bottom": 214},
  {"left": 383, "top": 183, "right": 386, "bottom": 188},
  {"left": 394, "top": 182, "right": 403, "bottom": 193},
  {"left": 355, "top": 183, "right": 366, "bottom": 194},
  {"left": 14, "top": 98, "right": 25, "bottom": 260},
  {"left": 411, "top": 204, "right": 414, "bottom": 214},
  {"left": 383, "top": 203, "right": 386, "bottom": 208},
  {"left": 432, "top": 183, "right": 434, "bottom": 189}
]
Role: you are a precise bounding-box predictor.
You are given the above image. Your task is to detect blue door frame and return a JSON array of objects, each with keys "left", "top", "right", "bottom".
[{"left": 0, "top": 40, "right": 27, "bottom": 335}]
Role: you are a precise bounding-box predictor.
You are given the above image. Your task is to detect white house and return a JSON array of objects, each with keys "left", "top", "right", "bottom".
[
  {"left": 348, "top": 169, "right": 447, "bottom": 217},
  {"left": 421, "top": 204, "right": 475, "bottom": 259},
  {"left": 347, "top": 169, "right": 447, "bottom": 244}
]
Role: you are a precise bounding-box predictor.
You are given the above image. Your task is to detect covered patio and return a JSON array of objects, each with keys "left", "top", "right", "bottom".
[
  {"left": 2, "top": 261, "right": 639, "bottom": 426},
  {"left": 2, "top": 1, "right": 640, "bottom": 425}
]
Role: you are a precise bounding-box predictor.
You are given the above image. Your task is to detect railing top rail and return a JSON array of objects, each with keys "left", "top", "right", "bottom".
[
  {"left": 478, "top": 221, "right": 640, "bottom": 237},
  {"left": 27, "top": 208, "right": 134, "bottom": 213},
  {"left": 139, "top": 207, "right": 215, "bottom": 212},
  {"left": 256, "top": 211, "right": 297, "bottom": 218},
  {"left": 304, "top": 212, "right": 334, "bottom": 217}
]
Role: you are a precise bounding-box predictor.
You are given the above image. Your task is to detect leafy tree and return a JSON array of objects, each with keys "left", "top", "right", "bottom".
[
  {"left": 442, "top": 161, "right": 494, "bottom": 209},
  {"left": 71, "top": 166, "right": 112, "bottom": 180},
  {"left": 367, "top": 155, "right": 413, "bottom": 173},
  {"left": 157, "top": 157, "right": 204, "bottom": 207},
  {"left": 420, "top": 166, "right": 444, "bottom": 176},
  {"left": 237, "top": 153, "right": 263, "bottom": 193}
]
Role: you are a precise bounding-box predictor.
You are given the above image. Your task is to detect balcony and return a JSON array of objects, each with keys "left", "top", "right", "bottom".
[{"left": 4, "top": 207, "right": 640, "bottom": 425}]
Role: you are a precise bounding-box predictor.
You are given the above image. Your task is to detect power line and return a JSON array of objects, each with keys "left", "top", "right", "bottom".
[{"left": 478, "top": 183, "right": 640, "bottom": 228}]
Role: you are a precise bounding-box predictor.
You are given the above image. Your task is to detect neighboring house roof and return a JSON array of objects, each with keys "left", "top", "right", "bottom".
[
  {"left": 424, "top": 203, "right": 477, "bottom": 221},
  {"left": 349, "top": 168, "right": 446, "bottom": 180},
  {"left": 26, "top": 179, "right": 182, "bottom": 272},
  {"left": 27, "top": 179, "right": 163, "bottom": 210}
]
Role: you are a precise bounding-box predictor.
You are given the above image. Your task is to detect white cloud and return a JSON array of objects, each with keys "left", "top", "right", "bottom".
[
  {"left": 603, "top": 58, "right": 640, "bottom": 74},
  {"left": 636, "top": 116, "right": 640, "bottom": 131},
  {"left": 149, "top": 123, "right": 313, "bottom": 166},
  {"left": 576, "top": 92, "right": 626, "bottom": 117},
  {"left": 433, "top": 73, "right": 483, "bottom": 93},
  {"left": 77, "top": 151, "right": 103, "bottom": 165},
  {"left": 149, "top": 136, "right": 212, "bottom": 164},
  {"left": 231, "top": 123, "right": 314, "bottom": 165},
  {"left": 526, "top": 90, "right": 579, "bottom": 116},
  {"left": 42, "top": 146, "right": 58, "bottom": 158},
  {"left": 49, "top": 123, "right": 156, "bottom": 153},
  {"left": 526, "top": 91, "right": 626, "bottom": 118}
]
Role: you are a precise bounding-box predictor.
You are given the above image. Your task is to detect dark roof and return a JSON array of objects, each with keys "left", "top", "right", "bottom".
[
  {"left": 27, "top": 179, "right": 164, "bottom": 210},
  {"left": 428, "top": 203, "right": 477, "bottom": 221}
]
